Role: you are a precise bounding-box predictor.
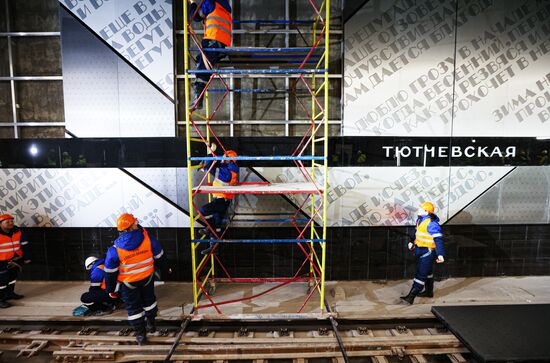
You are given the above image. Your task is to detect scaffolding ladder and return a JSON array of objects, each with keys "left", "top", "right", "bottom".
[{"left": 183, "top": 0, "right": 330, "bottom": 315}]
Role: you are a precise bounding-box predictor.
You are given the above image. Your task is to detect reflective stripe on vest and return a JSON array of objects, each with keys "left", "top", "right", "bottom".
[
  {"left": 414, "top": 218, "right": 436, "bottom": 248},
  {"left": 115, "top": 229, "right": 154, "bottom": 283},
  {"left": 204, "top": 3, "right": 232, "bottom": 46},
  {"left": 213, "top": 177, "right": 235, "bottom": 199},
  {"left": 0, "top": 230, "right": 23, "bottom": 261}
]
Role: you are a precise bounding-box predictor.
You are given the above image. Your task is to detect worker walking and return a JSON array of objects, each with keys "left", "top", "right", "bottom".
[
  {"left": 0, "top": 214, "right": 30, "bottom": 308},
  {"left": 188, "top": 0, "right": 232, "bottom": 108},
  {"left": 74, "top": 256, "right": 119, "bottom": 316},
  {"left": 401, "top": 202, "right": 445, "bottom": 305},
  {"left": 199, "top": 143, "right": 239, "bottom": 254},
  {"left": 104, "top": 214, "right": 169, "bottom": 345}
]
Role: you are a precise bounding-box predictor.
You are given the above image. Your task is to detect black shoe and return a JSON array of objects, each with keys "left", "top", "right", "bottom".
[
  {"left": 198, "top": 228, "right": 210, "bottom": 237},
  {"left": 5, "top": 292, "right": 24, "bottom": 300},
  {"left": 417, "top": 290, "right": 434, "bottom": 298},
  {"left": 400, "top": 293, "right": 416, "bottom": 305},
  {"left": 146, "top": 319, "right": 157, "bottom": 334},
  {"left": 200, "top": 243, "right": 216, "bottom": 255},
  {"left": 135, "top": 333, "right": 147, "bottom": 345},
  {"left": 135, "top": 326, "right": 147, "bottom": 345},
  {"left": 0, "top": 300, "right": 12, "bottom": 308}
]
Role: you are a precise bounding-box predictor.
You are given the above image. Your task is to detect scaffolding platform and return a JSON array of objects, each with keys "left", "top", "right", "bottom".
[{"left": 194, "top": 182, "right": 322, "bottom": 195}]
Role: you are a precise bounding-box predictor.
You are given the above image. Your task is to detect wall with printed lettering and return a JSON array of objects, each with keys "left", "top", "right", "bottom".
[{"left": 343, "top": 0, "right": 550, "bottom": 137}]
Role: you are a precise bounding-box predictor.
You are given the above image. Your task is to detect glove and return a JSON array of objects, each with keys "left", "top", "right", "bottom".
[
  {"left": 209, "top": 143, "right": 217, "bottom": 154},
  {"left": 407, "top": 242, "right": 414, "bottom": 251},
  {"left": 436, "top": 255, "right": 445, "bottom": 264},
  {"left": 24, "top": 259, "right": 31, "bottom": 264},
  {"left": 109, "top": 292, "right": 119, "bottom": 299}
]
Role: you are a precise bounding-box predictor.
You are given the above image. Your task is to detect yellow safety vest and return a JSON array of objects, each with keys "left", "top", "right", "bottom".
[{"left": 414, "top": 218, "right": 436, "bottom": 248}]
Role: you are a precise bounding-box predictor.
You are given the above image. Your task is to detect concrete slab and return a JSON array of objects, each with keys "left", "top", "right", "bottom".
[{"left": 3, "top": 277, "right": 550, "bottom": 321}]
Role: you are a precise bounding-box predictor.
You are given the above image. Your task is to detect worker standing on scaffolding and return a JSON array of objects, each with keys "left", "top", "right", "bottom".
[
  {"left": 199, "top": 143, "right": 239, "bottom": 254},
  {"left": 401, "top": 202, "right": 445, "bottom": 305},
  {"left": 188, "top": 0, "right": 232, "bottom": 109}
]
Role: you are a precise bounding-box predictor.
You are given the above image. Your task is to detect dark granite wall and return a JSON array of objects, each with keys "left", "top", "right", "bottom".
[{"left": 20, "top": 225, "right": 550, "bottom": 281}]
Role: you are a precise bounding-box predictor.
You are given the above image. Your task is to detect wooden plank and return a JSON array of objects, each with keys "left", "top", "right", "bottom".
[
  {"left": 447, "top": 353, "right": 467, "bottom": 363},
  {"left": 372, "top": 356, "right": 389, "bottom": 363},
  {"left": 410, "top": 354, "right": 428, "bottom": 363}
]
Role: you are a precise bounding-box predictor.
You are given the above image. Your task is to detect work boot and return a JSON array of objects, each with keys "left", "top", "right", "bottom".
[
  {"left": 0, "top": 300, "right": 12, "bottom": 309},
  {"left": 146, "top": 318, "right": 157, "bottom": 333},
  {"left": 192, "top": 82, "right": 206, "bottom": 109},
  {"left": 135, "top": 325, "right": 147, "bottom": 345},
  {"left": 400, "top": 289, "right": 418, "bottom": 305},
  {"left": 5, "top": 292, "right": 24, "bottom": 300},
  {"left": 200, "top": 242, "right": 218, "bottom": 255},
  {"left": 417, "top": 278, "right": 434, "bottom": 298}
]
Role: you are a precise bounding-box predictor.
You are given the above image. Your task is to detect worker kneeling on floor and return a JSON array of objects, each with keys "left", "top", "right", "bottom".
[
  {"left": 401, "top": 202, "right": 445, "bottom": 305},
  {"left": 73, "top": 256, "right": 120, "bottom": 316},
  {"left": 0, "top": 214, "right": 31, "bottom": 308},
  {"left": 104, "top": 213, "right": 170, "bottom": 345}
]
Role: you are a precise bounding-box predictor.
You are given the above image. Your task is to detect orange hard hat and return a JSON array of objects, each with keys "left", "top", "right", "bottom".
[
  {"left": 420, "top": 202, "right": 435, "bottom": 214},
  {"left": 116, "top": 213, "right": 136, "bottom": 231},
  {"left": 225, "top": 150, "right": 238, "bottom": 159},
  {"left": 0, "top": 214, "right": 14, "bottom": 223}
]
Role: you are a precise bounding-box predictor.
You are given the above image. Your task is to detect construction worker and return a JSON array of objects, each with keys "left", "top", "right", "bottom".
[
  {"left": 73, "top": 256, "right": 118, "bottom": 316},
  {"left": 104, "top": 214, "right": 169, "bottom": 345},
  {"left": 0, "top": 214, "right": 30, "bottom": 308},
  {"left": 199, "top": 143, "right": 239, "bottom": 254},
  {"left": 188, "top": 0, "right": 232, "bottom": 108},
  {"left": 401, "top": 202, "right": 445, "bottom": 305}
]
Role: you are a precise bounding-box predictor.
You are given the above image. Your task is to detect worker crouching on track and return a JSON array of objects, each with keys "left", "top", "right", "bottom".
[
  {"left": 199, "top": 143, "right": 239, "bottom": 255},
  {"left": 401, "top": 202, "right": 445, "bottom": 305},
  {"left": 0, "top": 214, "right": 30, "bottom": 308},
  {"left": 104, "top": 213, "right": 170, "bottom": 345},
  {"left": 73, "top": 256, "right": 119, "bottom": 316}
]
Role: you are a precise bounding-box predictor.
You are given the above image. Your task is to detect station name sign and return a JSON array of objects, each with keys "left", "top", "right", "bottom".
[{"left": 382, "top": 145, "right": 517, "bottom": 159}]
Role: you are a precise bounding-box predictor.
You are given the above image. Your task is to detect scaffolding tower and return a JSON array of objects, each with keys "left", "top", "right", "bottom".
[{"left": 183, "top": 0, "right": 330, "bottom": 315}]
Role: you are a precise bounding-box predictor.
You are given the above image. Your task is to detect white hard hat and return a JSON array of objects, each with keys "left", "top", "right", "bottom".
[{"left": 85, "top": 256, "right": 98, "bottom": 270}]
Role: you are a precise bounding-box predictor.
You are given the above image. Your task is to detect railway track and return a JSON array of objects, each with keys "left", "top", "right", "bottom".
[{"left": 0, "top": 317, "right": 471, "bottom": 362}]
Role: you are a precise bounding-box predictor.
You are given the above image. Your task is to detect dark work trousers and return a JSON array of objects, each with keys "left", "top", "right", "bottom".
[
  {"left": 0, "top": 261, "right": 20, "bottom": 300},
  {"left": 195, "top": 39, "right": 226, "bottom": 83},
  {"left": 200, "top": 197, "right": 231, "bottom": 230},
  {"left": 411, "top": 246, "right": 436, "bottom": 294},
  {"left": 80, "top": 287, "right": 116, "bottom": 311},
  {"left": 119, "top": 275, "right": 157, "bottom": 329}
]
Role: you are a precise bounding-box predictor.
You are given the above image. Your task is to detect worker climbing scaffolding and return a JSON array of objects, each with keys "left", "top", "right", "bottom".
[
  {"left": 198, "top": 143, "right": 239, "bottom": 254},
  {"left": 183, "top": 0, "right": 331, "bottom": 314}
]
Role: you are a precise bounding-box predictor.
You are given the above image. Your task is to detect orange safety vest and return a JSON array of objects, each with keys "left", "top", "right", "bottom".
[
  {"left": 0, "top": 230, "right": 23, "bottom": 261},
  {"left": 414, "top": 218, "right": 436, "bottom": 249},
  {"left": 204, "top": 2, "right": 232, "bottom": 46},
  {"left": 212, "top": 177, "right": 236, "bottom": 199},
  {"left": 115, "top": 229, "right": 154, "bottom": 283},
  {"left": 91, "top": 264, "right": 108, "bottom": 290}
]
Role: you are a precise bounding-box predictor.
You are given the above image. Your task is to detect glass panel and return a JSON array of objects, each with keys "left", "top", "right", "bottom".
[
  {"left": 0, "top": 126, "right": 14, "bottom": 139},
  {"left": 0, "top": 81, "right": 13, "bottom": 122},
  {"left": 0, "top": 38, "right": 9, "bottom": 76},
  {"left": 234, "top": 124, "right": 284, "bottom": 136},
  {"left": 0, "top": 0, "right": 6, "bottom": 32},
  {"left": 234, "top": 78, "right": 285, "bottom": 121},
  {"left": 17, "top": 126, "right": 64, "bottom": 138},
  {"left": 12, "top": 37, "right": 61, "bottom": 76},
  {"left": 16, "top": 81, "right": 64, "bottom": 122},
  {"left": 8, "top": 0, "right": 60, "bottom": 32}
]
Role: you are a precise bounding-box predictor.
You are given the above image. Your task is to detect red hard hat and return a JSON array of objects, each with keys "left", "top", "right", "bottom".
[
  {"left": 225, "top": 150, "right": 238, "bottom": 159},
  {"left": 0, "top": 214, "right": 14, "bottom": 223},
  {"left": 116, "top": 213, "right": 136, "bottom": 231}
]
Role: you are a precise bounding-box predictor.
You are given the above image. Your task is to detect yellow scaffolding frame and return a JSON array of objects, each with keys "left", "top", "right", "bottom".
[{"left": 183, "top": 0, "right": 330, "bottom": 314}]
